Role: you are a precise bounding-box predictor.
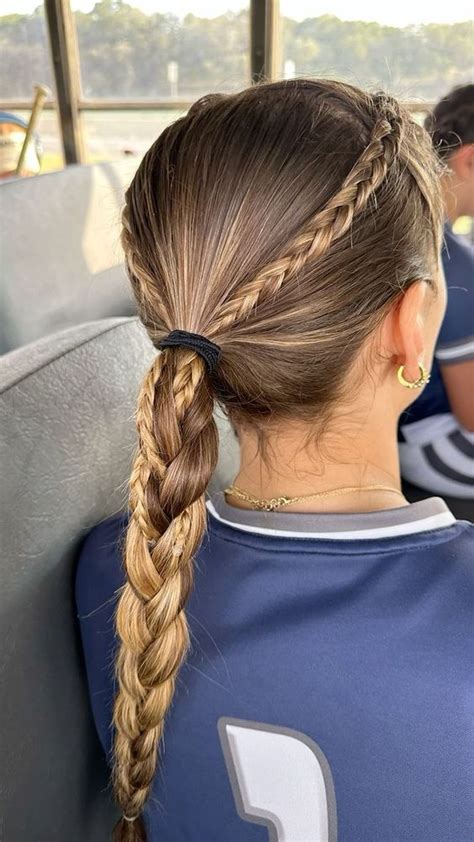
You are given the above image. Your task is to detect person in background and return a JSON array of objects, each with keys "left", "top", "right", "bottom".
[
  {"left": 76, "top": 80, "right": 473, "bottom": 842},
  {"left": 399, "top": 84, "right": 474, "bottom": 501}
]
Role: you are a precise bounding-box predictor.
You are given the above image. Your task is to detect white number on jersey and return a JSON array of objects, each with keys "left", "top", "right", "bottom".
[{"left": 218, "top": 717, "right": 338, "bottom": 842}]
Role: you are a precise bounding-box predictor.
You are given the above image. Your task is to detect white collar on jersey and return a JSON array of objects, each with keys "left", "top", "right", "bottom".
[{"left": 206, "top": 494, "right": 456, "bottom": 542}]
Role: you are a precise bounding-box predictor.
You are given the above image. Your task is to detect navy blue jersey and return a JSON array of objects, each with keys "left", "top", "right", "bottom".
[
  {"left": 76, "top": 494, "right": 474, "bottom": 842},
  {"left": 402, "top": 224, "right": 474, "bottom": 426}
]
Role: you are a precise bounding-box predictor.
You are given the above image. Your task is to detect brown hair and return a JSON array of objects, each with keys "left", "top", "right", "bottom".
[
  {"left": 113, "top": 79, "right": 443, "bottom": 839},
  {"left": 425, "top": 83, "right": 474, "bottom": 158}
]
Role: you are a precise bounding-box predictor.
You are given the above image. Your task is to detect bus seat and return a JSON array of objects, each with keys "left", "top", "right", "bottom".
[
  {"left": 0, "top": 316, "right": 239, "bottom": 841},
  {"left": 0, "top": 160, "right": 139, "bottom": 355}
]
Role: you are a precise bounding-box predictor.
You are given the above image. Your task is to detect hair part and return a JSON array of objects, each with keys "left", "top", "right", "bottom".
[{"left": 113, "top": 78, "right": 443, "bottom": 839}]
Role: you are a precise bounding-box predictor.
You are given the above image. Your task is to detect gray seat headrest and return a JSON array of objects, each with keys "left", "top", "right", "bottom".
[{"left": 0, "top": 160, "right": 139, "bottom": 354}]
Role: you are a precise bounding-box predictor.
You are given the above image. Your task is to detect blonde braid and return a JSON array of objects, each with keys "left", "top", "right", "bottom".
[
  {"left": 213, "top": 99, "right": 403, "bottom": 334},
  {"left": 113, "top": 350, "right": 218, "bottom": 839}
]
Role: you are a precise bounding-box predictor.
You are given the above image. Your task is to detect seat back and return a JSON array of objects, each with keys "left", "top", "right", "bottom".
[
  {"left": 0, "top": 317, "right": 239, "bottom": 841},
  {"left": 0, "top": 160, "right": 139, "bottom": 354}
]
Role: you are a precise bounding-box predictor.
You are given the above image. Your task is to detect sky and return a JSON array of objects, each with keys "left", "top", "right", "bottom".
[{"left": 1, "top": 0, "right": 473, "bottom": 26}]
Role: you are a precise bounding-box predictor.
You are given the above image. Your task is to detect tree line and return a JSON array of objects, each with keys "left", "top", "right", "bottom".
[{"left": 0, "top": 0, "right": 472, "bottom": 102}]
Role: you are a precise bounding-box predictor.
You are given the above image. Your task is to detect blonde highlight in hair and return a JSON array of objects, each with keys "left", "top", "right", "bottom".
[{"left": 113, "top": 79, "right": 443, "bottom": 838}]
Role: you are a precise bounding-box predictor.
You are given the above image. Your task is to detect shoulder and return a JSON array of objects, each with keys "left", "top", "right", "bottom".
[
  {"left": 75, "top": 512, "right": 127, "bottom": 616},
  {"left": 454, "top": 520, "right": 474, "bottom": 547},
  {"left": 449, "top": 520, "right": 474, "bottom": 555},
  {"left": 441, "top": 522, "right": 474, "bottom": 584}
]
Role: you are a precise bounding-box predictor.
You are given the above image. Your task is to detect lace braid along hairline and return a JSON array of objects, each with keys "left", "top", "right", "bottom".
[{"left": 212, "top": 103, "right": 403, "bottom": 335}]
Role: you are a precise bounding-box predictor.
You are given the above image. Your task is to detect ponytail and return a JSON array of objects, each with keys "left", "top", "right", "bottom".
[{"left": 113, "top": 349, "right": 218, "bottom": 839}]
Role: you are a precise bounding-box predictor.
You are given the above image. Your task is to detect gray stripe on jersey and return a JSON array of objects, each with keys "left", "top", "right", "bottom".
[{"left": 209, "top": 493, "right": 452, "bottom": 535}]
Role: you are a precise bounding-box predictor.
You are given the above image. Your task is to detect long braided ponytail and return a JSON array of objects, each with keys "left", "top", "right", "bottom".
[
  {"left": 112, "top": 79, "right": 443, "bottom": 839},
  {"left": 113, "top": 350, "right": 218, "bottom": 838}
]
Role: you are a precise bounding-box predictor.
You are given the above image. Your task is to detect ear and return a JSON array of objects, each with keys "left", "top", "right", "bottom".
[
  {"left": 382, "top": 282, "right": 427, "bottom": 382},
  {"left": 449, "top": 144, "right": 474, "bottom": 179}
]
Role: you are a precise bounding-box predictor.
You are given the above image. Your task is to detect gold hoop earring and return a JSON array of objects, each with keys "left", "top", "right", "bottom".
[{"left": 397, "top": 363, "right": 430, "bottom": 390}]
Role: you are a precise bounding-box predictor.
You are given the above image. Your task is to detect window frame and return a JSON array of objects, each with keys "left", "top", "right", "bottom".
[{"left": 0, "top": 0, "right": 433, "bottom": 167}]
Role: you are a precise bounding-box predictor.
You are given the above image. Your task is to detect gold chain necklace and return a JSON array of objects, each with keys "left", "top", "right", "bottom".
[{"left": 225, "top": 484, "right": 405, "bottom": 512}]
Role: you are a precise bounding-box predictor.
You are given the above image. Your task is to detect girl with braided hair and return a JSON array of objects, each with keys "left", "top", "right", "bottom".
[
  {"left": 76, "top": 80, "right": 473, "bottom": 842},
  {"left": 399, "top": 84, "right": 474, "bottom": 503}
]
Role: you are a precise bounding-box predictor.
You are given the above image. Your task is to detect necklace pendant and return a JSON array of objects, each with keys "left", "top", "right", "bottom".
[{"left": 264, "top": 496, "right": 290, "bottom": 512}]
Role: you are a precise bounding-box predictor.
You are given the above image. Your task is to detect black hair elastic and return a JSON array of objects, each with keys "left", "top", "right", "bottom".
[{"left": 158, "top": 330, "right": 221, "bottom": 374}]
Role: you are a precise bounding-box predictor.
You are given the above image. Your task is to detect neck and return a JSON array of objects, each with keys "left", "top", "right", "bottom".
[{"left": 232, "top": 409, "right": 406, "bottom": 514}]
